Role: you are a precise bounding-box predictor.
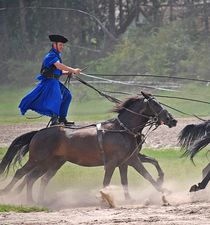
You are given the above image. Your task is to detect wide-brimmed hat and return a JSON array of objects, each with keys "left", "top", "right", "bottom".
[{"left": 49, "top": 35, "right": 68, "bottom": 43}]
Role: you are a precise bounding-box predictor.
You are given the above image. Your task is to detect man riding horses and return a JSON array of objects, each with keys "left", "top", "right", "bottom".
[{"left": 19, "top": 34, "right": 81, "bottom": 126}]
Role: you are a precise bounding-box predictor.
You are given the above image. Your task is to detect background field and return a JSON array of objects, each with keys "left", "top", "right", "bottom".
[{"left": 1, "top": 81, "right": 210, "bottom": 124}]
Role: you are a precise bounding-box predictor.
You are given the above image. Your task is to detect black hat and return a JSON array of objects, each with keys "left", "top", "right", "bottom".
[{"left": 49, "top": 35, "right": 68, "bottom": 43}]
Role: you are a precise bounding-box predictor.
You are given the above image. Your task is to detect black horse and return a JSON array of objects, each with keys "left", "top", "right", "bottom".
[
  {"left": 178, "top": 120, "right": 210, "bottom": 192},
  {"left": 0, "top": 92, "right": 177, "bottom": 203}
]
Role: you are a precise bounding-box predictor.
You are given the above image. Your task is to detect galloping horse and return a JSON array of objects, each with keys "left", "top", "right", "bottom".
[
  {"left": 0, "top": 92, "right": 177, "bottom": 203},
  {"left": 178, "top": 120, "right": 210, "bottom": 192}
]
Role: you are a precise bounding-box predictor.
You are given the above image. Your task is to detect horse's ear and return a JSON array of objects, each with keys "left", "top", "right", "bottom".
[{"left": 141, "top": 91, "right": 150, "bottom": 99}]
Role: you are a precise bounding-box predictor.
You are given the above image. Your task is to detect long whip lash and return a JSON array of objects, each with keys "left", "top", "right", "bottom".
[
  {"left": 88, "top": 73, "right": 210, "bottom": 83},
  {"left": 80, "top": 72, "right": 178, "bottom": 92}
]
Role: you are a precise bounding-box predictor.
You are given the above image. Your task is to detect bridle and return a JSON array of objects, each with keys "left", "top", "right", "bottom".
[
  {"left": 117, "top": 96, "right": 166, "bottom": 137},
  {"left": 146, "top": 96, "right": 166, "bottom": 123}
]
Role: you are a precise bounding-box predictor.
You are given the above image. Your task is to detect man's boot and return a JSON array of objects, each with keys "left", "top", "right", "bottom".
[
  {"left": 50, "top": 115, "right": 59, "bottom": 126},
  {"left": 59, "top": 117, "right": 75, "bottom": 126}
]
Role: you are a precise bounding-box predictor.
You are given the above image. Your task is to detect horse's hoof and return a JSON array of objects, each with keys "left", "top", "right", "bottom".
[
  {"left": 162, "top": 195, "right": 171, "bottom": 206},
  {"left": 100, "top": 190, "right": 116, "bottom": 208},
  {"left": 189, "top": 184, "right": 199, "bottom": 192}
]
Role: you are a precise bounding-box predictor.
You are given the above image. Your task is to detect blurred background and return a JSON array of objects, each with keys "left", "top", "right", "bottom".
[{"left": 1, "top": 0, "right": 210, "bottom": 122}]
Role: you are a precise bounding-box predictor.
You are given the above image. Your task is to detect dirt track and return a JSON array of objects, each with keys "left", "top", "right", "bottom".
[
  {"left": 0, "top": 189, "right": 209, "bottom": 225},
  {"left": 0, "top": 117, "right": 203, "bottom": 148},
  {"left": 0, "top": 118, "right": 210, "bottom": 225}
]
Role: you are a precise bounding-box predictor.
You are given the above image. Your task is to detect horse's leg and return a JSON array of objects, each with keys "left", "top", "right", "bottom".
[
  {"left": 103, "top": 161, "right": 116, "bottom": 187},
  {"left": 25, "top": 166, "right": 47, "bottom": 203},
  {"left": 139, "top": 153, "right": 164, "bottom": 186},
  {"left": 0, "top": 160, "right": 35, "bottom": 195},
  {"left": 202, "top": 163, "right": 210, "bottom": 178},
  {"left": 190, "top": 168, "right": 210, "bottom": 192},
  {"left": 119, "top": 164, "right": 132, "bottom": 200},
  {"left": 37, "top": 159, "right": 65, "bottom": 204},
  {"left": 129, "top": 156, "right": 163, "bottom": 192},
  {"left": 14, "top": 176, "right": 27, "bottom": 194}
]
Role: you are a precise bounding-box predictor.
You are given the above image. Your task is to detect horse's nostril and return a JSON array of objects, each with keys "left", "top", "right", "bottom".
[{"left": 172, "top": 119, "right": 177, "bottom": 126}]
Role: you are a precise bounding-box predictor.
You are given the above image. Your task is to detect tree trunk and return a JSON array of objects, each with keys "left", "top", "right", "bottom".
[
  {"left": 0, "top": 0, "right": 8, "bottom": 41},
  {"left": 108, "top": 0, "right": 116, "bottom": 36},
  {"left": 169, "top": 0, "right": 174, "bottom": 22},
  {"left": 118, "top": 0, "right": 123, "bottom": 28},
  {"left": 19, "top": 0, "right": 28, "bottom": 43},
  {"left": 152, "top": 0, "right": 161, "bottom": 27},
  {"left": 203, "top": 0, "right": 209, "bottom": 34}
]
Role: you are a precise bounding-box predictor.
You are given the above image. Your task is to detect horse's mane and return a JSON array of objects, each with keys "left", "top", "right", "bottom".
[{"left": 112, "top": 96, "right": 143, "bottom": 113}]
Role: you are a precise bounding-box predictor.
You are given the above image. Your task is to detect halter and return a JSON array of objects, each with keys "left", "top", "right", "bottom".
[
  {"left": 146, "top": 96, "right": 165, "bottom": 123},
  {"left": 116, "top": 96, "right": 165, "bottom": 137}
]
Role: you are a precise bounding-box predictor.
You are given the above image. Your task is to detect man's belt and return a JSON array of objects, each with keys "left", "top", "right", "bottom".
[{"left": 42, "top": 74, "right": 60, "bottom": 79}]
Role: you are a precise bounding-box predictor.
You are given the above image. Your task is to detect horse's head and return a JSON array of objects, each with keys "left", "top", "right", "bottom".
[{"left": 141, "top": 91, "right": 177, "bottom": 128}]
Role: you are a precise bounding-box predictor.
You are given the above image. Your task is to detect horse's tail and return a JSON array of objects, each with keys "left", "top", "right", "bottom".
[
  {"left": 178, "top": 121, "right": 210, "bottom": 150},
  {"left": 178, "top": 120, "right": 210, "bottom": 159},
  {"left": 187, "top": 135, "right": 210, "bottom": 160},
  {"left": 0, "top": 130, "right": 38, "bottom": 176}
]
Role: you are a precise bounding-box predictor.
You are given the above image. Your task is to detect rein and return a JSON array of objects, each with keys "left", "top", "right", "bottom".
[
  {"left": 116, "top": 116, "right": 158, "bottom": 136},
  {"left": 160, "top": 102, "right": 206, "bottom": 121},
  {"left": 118, "top": 122, "right": 158, "bottom": 166},
  {"left": 73, "top": 73, "right": 204, "bottom": 121},
  {"left": 101, "top": 90, "right": 207, "bottom": 121},
  {"left": 69, "top": 72, "right": 207, "bottom": 122},
  {"left": 73, "top": 75, "right": 121, "bottom": 104},
  {"left": 73, "top": 74, "right": 163, "bottom": 121}
]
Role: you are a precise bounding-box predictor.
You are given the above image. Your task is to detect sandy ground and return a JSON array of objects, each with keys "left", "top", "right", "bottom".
[
  {"left": 0, "top": 186, "right": 209, "bottom": 225},
  {"left": 0, "top": 118, "right": 210, "bottom": 225},
  {"left": 0, "top": 117, "right": 203, "bottom": 148}
]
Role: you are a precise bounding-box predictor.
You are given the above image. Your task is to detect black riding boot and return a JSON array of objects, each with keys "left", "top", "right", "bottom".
[
  {"left": 50, "top": 115, "right": 59, "bottom": 126},
  {"left": 59, "top": 117, "right": 74, "bottom": 126}
]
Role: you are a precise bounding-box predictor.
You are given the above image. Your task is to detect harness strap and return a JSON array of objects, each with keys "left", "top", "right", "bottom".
[
  {"left": 117, "top": 117, "right": 142, "bottom": 137},
  {"left": 118, "top": 123, "right": 157, "bottom": 166},
  {"left": 96, "top": 123, "right": 106, "bottom": 169}
]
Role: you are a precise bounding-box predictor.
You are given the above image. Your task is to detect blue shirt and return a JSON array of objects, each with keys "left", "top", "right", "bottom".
[{"left": 41, "top": 48, "right": 62, "bottom": 76}]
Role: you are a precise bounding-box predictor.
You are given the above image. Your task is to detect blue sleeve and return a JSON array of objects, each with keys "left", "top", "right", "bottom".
[{"left": 43, "top": 52, "right": 60, "bottom": 68}]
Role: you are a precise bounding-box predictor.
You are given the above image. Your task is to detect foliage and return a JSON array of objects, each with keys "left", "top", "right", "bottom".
[
  {"left": 0, "top": 204, "right": 48, "bottom": 212},
  {"left": 91, "top": 20, "right": 210, "bottom": 80},
  {"left": 2, "top": 1, "right": 210, "bottom": 86}
]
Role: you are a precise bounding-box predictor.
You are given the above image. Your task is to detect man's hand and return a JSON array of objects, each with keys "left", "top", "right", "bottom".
[{"left": 73, "top": 68, "right": 81, "bottom": 75}]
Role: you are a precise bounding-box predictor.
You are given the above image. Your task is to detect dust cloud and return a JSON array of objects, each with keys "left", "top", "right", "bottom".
[{"left": 1, "top": 178, "right": 208, "bottom": 209}]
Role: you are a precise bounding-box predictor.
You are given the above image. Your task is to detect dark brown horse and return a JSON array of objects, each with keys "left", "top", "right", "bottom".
[
  {"left": 178, "top": 120, "right": 210, "bottom": 192},
  {"left": 0, "top": 92, "right": 177, "bottom": 203}
]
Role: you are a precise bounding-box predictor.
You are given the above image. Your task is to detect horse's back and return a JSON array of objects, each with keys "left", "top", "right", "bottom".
[
  {"left": 61, "top": 126, "right": 105, "bottom": 165},
  {"left": 29, "top": 126, "right": 63, "bottom": 160},
  {"left": 29, "top": 126, "right": 104, "bottom": 166}
]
